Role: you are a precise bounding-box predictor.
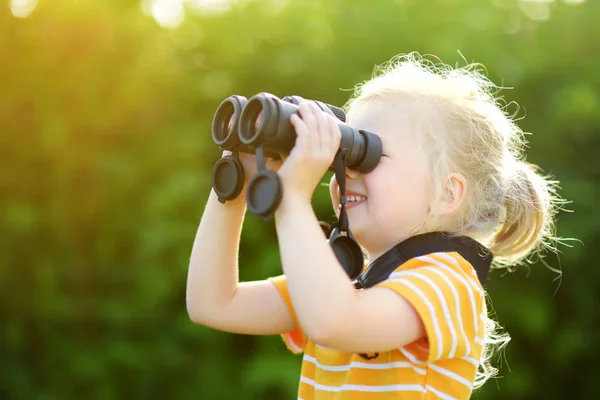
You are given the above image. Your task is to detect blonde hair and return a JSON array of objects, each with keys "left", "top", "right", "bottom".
[{"left": 344, "top": 52, "right": 564, "bottom": 389}]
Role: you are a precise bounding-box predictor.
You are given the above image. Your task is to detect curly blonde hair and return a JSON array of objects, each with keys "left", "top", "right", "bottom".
[{"left": 343, "top": 52, "right": 564, "bottom": 389}]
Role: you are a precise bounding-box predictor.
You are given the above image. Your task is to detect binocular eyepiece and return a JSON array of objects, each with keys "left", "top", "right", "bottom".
[{"left": 211, "top": 92, "right": 382, "bottom": 218}]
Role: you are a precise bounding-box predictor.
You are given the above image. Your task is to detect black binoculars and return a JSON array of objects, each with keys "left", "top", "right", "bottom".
[
  {"left": 211, "top": 92, "right": 382, "bottom": 220},
  {"left": 210, "top": 92, "right": 382, "bottom": 281}
]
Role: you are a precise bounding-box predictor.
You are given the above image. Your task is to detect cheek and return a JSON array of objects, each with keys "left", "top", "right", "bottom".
[{"left": 366, "top": 162, "right": 432, "bottom": 216}]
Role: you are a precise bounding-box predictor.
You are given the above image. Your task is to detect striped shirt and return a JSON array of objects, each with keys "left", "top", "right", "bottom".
[{"left": 269, "top": 252, "right": 486, "bottom": 399}]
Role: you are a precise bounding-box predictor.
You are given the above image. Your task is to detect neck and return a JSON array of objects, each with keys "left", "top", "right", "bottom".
[
  {"left": 365, "top": 238, "right": 409, "bottom": 263},
  {"left": 364, "top": 229, "right": 433, "bottom": 263}
]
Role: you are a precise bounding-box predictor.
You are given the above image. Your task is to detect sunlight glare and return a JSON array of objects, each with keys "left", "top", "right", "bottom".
[
  {"left": 148, "top": 0, "right": 186, "bottom": 29},
  {"left": 10, "top": 0, "right": 38, "bottom": 18},
  {"left": 143, "top": 0, "right": 236, "bottom": 29}
]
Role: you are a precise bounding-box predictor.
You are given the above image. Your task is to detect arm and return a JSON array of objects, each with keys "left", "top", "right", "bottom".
[
  {"left": 274, "top": 194, "right": 425, "bottom": 353},
  {"left": 273, "top": 102, "right": 425, "bottom": 352},
  {"left": 186, "top": 153, "right": 295, "bottom": 335}
]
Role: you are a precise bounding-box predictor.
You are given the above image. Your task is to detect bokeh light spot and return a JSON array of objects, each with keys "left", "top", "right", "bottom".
[
  {"left": 10, "top": 0, "right": 38, "bottom": 18},
  {"left": 519, "top": 0, "right": 552, "bottom": 21},
  {"left": 146, "top": 0, "right": 186, "bottom": 29}
]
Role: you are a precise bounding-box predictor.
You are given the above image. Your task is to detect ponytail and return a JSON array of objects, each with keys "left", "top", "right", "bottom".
[{"left": 489, "top": 159, "right": 557, "bottom": 266}]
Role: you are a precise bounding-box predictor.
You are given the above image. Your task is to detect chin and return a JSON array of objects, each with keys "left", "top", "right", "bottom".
[{"left": 347, "top": 223, "right": 364, "bottom": 240}]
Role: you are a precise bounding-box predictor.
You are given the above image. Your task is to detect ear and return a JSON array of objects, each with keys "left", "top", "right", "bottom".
[
  {"left": 438, "top": 173, "right": 467, "bottom": 215},
  {"left": 328, "top": 173, "right": 340, "bottom": 210}
]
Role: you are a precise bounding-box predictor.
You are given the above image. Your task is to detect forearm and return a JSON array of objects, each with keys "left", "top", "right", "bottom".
[
  {"left": 274, "top": 192, "right": 356, "bottom": 339},
  {"left": 186, "top": 189, "right": 246, "bottom": 323}
]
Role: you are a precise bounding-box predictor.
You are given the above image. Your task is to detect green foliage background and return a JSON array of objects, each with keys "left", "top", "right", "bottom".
[{"left": 1, "top": 0, "right": 598, "bottom": 398}]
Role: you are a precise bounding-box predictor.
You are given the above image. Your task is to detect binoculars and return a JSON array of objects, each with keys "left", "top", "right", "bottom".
[{"left": 210, "top": 92, "right": 383, "bottom": 220}]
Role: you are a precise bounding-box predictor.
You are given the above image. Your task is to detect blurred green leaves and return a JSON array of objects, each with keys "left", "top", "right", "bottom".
[{"left": 1, "top": 0, "right": 598, "bottom": 399}]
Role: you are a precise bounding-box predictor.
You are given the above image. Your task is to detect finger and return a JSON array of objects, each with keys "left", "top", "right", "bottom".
[
  {"left": 309, "top": 103, "right": 330, "bottom": 153},
  {"left": 327, "top": 114, "right": 342, "bottom": 152},
  {"left": 317, "top": 113, "right": 336, "bottom": 161},
  {"left": 289, "top": 113, "right": 311, "bottom": 156},
  {"left": 298, "top": 102, "right": 319, "bottom": 150}
]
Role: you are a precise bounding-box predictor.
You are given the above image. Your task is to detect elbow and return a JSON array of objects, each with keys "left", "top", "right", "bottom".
[
  {"left": 187, "top": 304, "right": 217, "bottom": 327},
  {"left": 185, "top": 282, "right": 236, "bottom": 327},
  {"left": 186, "top": 291, "right": 231, "bottom": 327},
  {"left": 302, "top": 294, "right": 357, "bottom": 348},
  {"left": 307, "top": 327, "right": 338, "bottom": 349},
  {"left": 303, "top": 312, "right": 348, "bottom": 348},
  {"left": 186, "top": 292, "right": 209, "bottom": 326},
  {"left": 186, "top": 302, "right": 203, "bottom": 325},
  {"left": 185, "top": 278, "right": 213, "bottom": 325}
]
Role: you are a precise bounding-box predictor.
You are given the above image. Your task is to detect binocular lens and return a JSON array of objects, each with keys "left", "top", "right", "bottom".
[
  {"left": 228, "top": 115, "right": 235, "bottom": 135},
  {"left": 216, "top": 102, "right": 234, "bottom": 143},
  {"left": 212, "top": 95, "right": 248, "bottom": 150},
  {"left": 240, "top": 96, "right": 270, "bottom": 146},
  {"left": 255, "top": 111, "right": 263, "bottom": 133}
]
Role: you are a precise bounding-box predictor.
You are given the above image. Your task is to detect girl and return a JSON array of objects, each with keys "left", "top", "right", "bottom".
[{"left": 186, "top": 52, "right": 560, "bottom": 399}]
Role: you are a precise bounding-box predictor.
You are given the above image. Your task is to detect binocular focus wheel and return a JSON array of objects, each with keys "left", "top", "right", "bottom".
[
  {"left": 328, "top": 228, "right": 364, "bottom": 279},
  {"left": 246, "top": 170, "right": 283, "bottom": 219},
  {"left": 212, "top": 156, "right": 245, "bottom": 203}
]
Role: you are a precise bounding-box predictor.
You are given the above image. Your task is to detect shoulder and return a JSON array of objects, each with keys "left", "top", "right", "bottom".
[
  {"left": 375, "top": 252, "right": 486, "bottom": 363},
  {"left": 388, "top": 251, "right": 484, "bottom": 293}
]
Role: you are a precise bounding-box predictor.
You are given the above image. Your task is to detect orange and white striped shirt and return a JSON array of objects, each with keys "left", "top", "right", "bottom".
[{"left": 269, "top": 251, "right": 486, "bottom": 399}]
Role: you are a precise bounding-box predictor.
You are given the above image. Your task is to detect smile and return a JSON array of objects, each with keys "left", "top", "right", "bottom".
[
  {"left": 346, "top": 195, "right": 367, "bottom": 203},
  {"left": 338, "top": 194, "right": 367, "bottom": 210}
]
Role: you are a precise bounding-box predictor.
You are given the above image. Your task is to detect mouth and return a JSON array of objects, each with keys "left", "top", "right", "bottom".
[{"left": 338, "top": 192, "right": 367, "bottom": 210}]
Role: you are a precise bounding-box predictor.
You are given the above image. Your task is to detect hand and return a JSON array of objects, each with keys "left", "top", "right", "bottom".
[{"left": 278, "top": 102, "right": 342, "bottom": 202}]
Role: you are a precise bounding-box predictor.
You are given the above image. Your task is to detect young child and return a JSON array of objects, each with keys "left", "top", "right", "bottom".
[{"left": 186, "top": 52, "right": 560, "bottom": 399}]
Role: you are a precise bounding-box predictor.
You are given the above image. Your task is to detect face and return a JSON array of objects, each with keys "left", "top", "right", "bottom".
[{"left": 329, "top": 97, "right": 435, "bottom": 261}]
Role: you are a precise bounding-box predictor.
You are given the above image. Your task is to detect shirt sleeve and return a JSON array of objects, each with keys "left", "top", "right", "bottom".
[
  {"left": 268, "top": 275, "right": 307, "bottom": 354},
  {"left": 374, "top": 252, "right": 485, "bottom": 365}
]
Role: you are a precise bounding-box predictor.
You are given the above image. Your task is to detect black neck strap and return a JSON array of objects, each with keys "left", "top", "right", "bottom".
[{"left": 354, "top": 232, "right": 492, "bottom": 290}]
